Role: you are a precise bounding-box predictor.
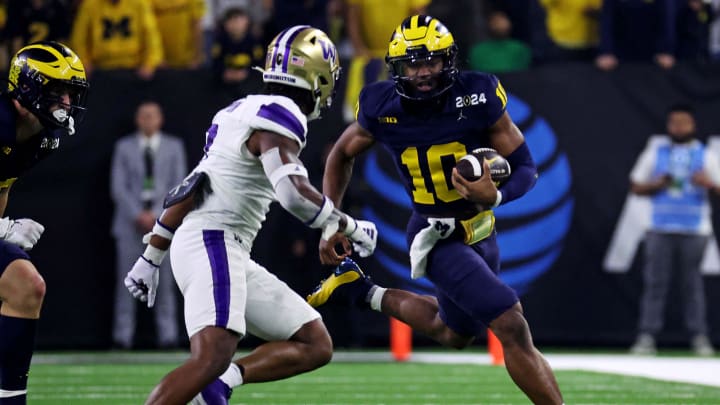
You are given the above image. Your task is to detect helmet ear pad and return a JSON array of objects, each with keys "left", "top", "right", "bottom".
[{"left": 11, "top": 64, "right": 44, "bottom": 109}]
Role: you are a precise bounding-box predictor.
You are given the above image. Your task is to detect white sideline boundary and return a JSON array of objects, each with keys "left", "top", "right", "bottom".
[
  {"left": 33, "top": 351, "right": 720, "bottom": 388},
  {"left": 545, "top": 354, "right": 720, "bottom": 388},
  {"left": 331, "top": 352, "right": 720, "bottom": 388}
]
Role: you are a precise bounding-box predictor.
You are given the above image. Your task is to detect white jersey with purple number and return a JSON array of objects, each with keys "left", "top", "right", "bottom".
[{"left": 182, "top": 94, "right": 308, "bottom": 247}]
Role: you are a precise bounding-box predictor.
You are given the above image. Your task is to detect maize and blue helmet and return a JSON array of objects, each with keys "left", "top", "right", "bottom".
[
  {"left": 259, "top": 26, "right": 341, "bottom": 120},
  {"left": 386, "top": 15, "right": 458, "bottom": 100},
  {"left": 7, "top": 41, "right": 89, "bottom": 133}
]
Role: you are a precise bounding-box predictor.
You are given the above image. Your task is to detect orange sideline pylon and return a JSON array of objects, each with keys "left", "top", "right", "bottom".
[
  {"left": 488, "top": 329, "right": 505, "bottom": 365},
  {"left": 390, "top": 317, "right": 412, "bottom": 361}
]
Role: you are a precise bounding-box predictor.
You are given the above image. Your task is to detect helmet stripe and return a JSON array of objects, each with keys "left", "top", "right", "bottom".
[
  {"left": 428, "top": 18, "right": 438, "bottom": 33},
  {"left": 280, "top": 25, "right": 310, "bottom": 73},
  {"left": 269, "top": 25, "right": 309, "bottom": 73},
  {"left": 269, "top": 27, "right": 291, "bottom": 73}
]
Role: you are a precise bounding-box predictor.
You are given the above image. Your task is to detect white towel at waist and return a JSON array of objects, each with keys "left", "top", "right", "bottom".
[{"left": 409, "top": 217, "right": 456, "bottom": 279}]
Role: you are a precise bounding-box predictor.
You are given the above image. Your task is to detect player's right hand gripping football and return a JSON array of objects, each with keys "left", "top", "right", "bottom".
[
  {"left": 344, "top": 218, "right": 377, "bottom": 258},
  {"left": 0, "top": 217, "right": 45, "bottom": 250},
  {"left": 124, "top": 256, "right": 159, "bottom": 308}
]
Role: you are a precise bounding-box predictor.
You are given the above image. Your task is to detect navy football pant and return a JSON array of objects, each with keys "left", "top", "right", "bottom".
[{"left": 407, "top": 212, "right": 518, "bottom": 337}]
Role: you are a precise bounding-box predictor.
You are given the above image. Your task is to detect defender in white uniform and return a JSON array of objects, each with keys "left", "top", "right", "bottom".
[{"left": 123, "top": 26, "right": 378, "bottom": 405}]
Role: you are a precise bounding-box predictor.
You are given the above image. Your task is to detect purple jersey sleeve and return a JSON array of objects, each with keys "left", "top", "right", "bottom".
[{"left": 255, "top": 102, "right": 306, "bottom": 145}]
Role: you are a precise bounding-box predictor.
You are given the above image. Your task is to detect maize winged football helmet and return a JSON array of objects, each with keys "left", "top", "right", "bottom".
[
  {"left": 7, "top": 41, "right": 89, "bottom": 133},
  {"left": 259, "top": 25, "right": 340, "bottom": 120},
  {"left": 386, "top": 15, "right": 458, "bottom": 100}
]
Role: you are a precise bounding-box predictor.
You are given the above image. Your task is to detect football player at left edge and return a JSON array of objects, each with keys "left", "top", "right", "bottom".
[{"left": 0, "top": 41, "right": 88, "bottom": 404}]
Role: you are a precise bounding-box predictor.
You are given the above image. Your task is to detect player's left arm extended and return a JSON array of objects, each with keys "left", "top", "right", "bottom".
[
  {"left": 125, "top": 189, "right": 196, "bottom": 308},
  {"left": 248, "top": 130, "right": 377, "bottom": 260},
  {"left": 488, "top": 112, "right": 538, "bottom": 206}
]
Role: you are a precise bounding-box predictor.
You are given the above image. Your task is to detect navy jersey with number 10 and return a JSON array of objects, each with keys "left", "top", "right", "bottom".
[{"left": 357, "top": 71, "right": 508, "bottom": 218}]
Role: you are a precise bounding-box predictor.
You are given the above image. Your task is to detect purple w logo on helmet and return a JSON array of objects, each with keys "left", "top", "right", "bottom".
[{"left": 319, "top": 39, "right": 336, "bottom": 63}]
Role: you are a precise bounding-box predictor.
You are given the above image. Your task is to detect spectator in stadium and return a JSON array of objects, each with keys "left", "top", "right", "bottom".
[
  {"left": 308, "top": 15, "right": 564, "bottom": 405},
  {"left": 469, "top": 11, "right": 532, "bottom": 73},
  {"left": 211, "top": 7, "right": 264, "bottom": 85},
  {"left": 675, "top": 0, "right": 714, "bottom": 62},
  {"left": 151, "top": 0, "right": 205, "bottom": 69},
  {"left": 200, "top": 0, "right": 269, "bottom": 67},
  {"left": 595, "top": 0, "right": 677, "bottom": 71},
  {"left": 123, "top": 26, "right": 377, "bottom": 404},
  {"left": 264, "top": 0, "right": 330, "bottom": 40},
  {"left": 539, "top": 0, "right": 602, "bottom": 62},
  {"left": 5, "top": 0, "right": 72, "bottom": 57},
  {"left": 0, "top": 41, "right": 88, "bottom": 404},
  {"left": 341, "top": 0, "right": 429, "bottom": 122},
  {"left": 711, "top": 0, "right": 720, "bottom": 60},
  {"left": 0, "top": 1, "right": 8, "bottom": 73},
  {"left": 628, "top": 104, "right": 717, "bottom": 357},
  {"left": 69, "top": 0, "right": 163, "bottom": 80},
  {"left": 485, "top": 0, "right": 549, "bottom": 62},
  {"left": 110, "top": 101, "right": 185, "bottom": 350}
]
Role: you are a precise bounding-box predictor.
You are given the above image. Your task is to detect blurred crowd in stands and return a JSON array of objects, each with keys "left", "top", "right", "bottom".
[{"left": 0, "top": 0, "right": 718, "bottom": 82}]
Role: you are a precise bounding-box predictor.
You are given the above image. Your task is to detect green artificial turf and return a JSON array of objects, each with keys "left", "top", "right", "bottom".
[{"left": 26, "top": 360, "right": 720, "bottom": 404}]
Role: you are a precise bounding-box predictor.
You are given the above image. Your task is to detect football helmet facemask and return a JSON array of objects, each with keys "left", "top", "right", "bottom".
[
  {"left": 258, "top": 26, "right": 341, "bottom": 120},
  {"left": 7, "top": 41, "right": 89, "bottom": 134},
  {"left": 386, "top": 15, "right": 458, "bottom": 100}
]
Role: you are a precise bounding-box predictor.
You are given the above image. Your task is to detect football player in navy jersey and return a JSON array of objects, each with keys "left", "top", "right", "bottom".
[
  {"left": 308, "top": 15, "right": 564, "bottom": 404},
  {"left": 0, "top": 42, "right": 88, "bottom": 404}
]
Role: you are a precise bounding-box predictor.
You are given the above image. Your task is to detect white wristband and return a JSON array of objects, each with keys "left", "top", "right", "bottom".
[
  {"left": 492, "top": 190, "right": 503, "bottom": 208},
  {"left": 342, "top": 214, "right": 358, "bottom": 236},
  {"left": 142, "top": 244, "right": 167, "bottom": 266},
  {"left": 321, "top": 220, "right": 340, "bottom": 241},
  {"left": 152, "top": 220, "right": 175, "bottom": 240},
  {"left": 307, "top": 197, "right": 335, "bottom": 229},
  {"left": 0, "top": 217, "right": 12, "bottom": 239}
]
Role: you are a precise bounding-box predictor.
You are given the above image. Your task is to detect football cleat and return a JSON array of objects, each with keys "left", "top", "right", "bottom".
[
  {"left": 189, "top": 378, "right": 232, "bottom": 405},
  {"left": 307, "top": 258, "right": 374, "bottom": 308}
]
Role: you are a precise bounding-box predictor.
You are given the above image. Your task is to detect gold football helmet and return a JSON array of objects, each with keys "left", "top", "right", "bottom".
[
  {"left": 7, "top": 41, "right": 89, "bottom": 133},
  {"left": 260, "top": 25, "right": 340, "bottom": 119},
  {"left": 386, "top": 15, "right": 458, "bottom": 100}
]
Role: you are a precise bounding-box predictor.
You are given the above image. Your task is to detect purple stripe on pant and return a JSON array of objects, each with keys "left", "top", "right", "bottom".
[{"left": 203, "top": 230, "right": 230, "bottom": 328}]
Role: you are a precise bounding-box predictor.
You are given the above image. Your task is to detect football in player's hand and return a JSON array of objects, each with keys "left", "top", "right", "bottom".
[{"left": 455, "top": 148, "right": 511, "bottom": 183}]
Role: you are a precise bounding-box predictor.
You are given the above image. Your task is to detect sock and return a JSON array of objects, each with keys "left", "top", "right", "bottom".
[
  {"left": 0, "top": 393, "right": 27, "bottom": 404},
  {"left": 367, "top": 286, "right": 386, "bottom": 312},
  {"left": 0, "top": 315, "right": 38, "bottom": 404},
  {"left": 219, "top": 363, "right": 243, "bottom": 388}
]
